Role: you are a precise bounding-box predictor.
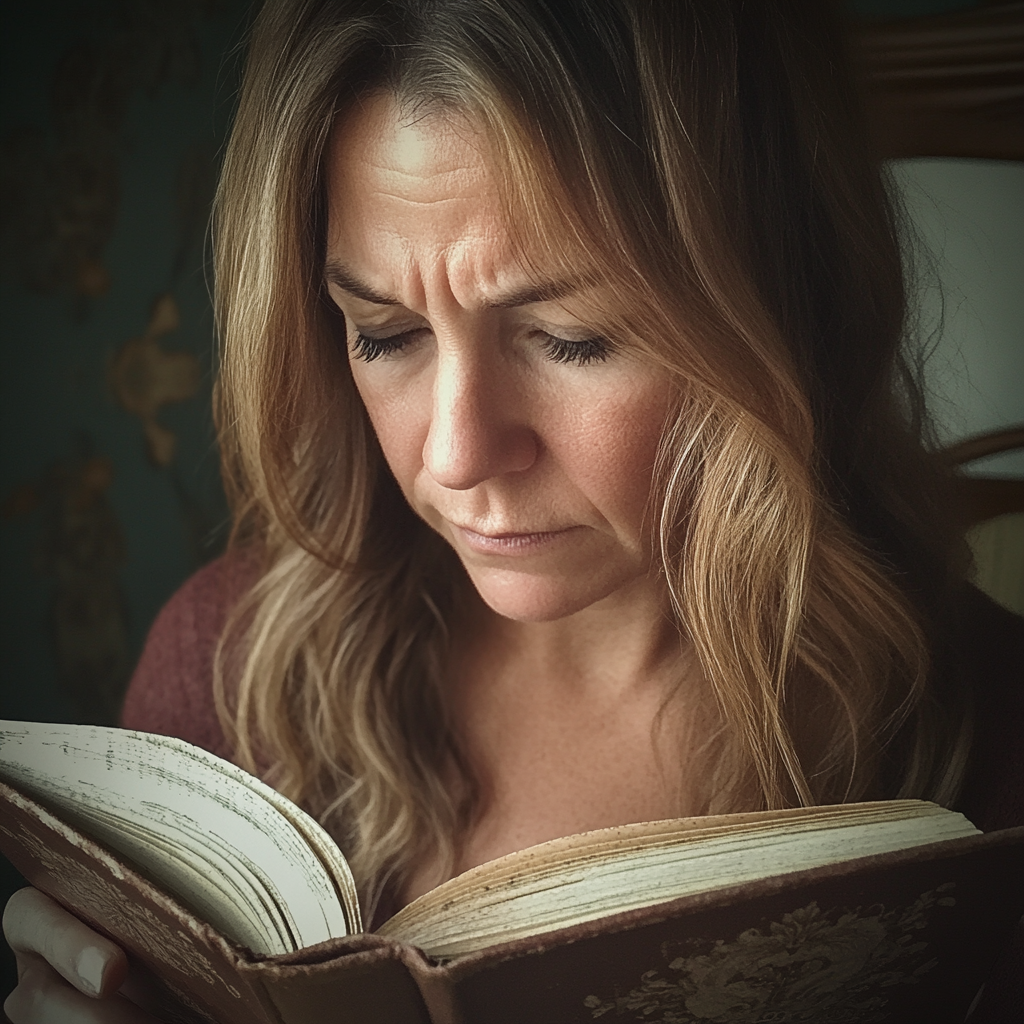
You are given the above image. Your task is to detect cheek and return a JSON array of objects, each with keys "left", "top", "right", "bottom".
[
  {"left": 562, "top": 385, "right": 671, "bottom": 520},
  {"left": 349, "top": 365, "right": 427, "bottom": 492}
]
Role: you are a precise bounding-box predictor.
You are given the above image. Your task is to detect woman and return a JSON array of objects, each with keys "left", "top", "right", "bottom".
[{"left": 5, "top": 0, "right": 1022, "bottom": 1020}]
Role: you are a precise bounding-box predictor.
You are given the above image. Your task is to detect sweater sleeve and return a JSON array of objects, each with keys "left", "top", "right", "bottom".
[{"left": 119, "top": 554, "right": 255, "bottom": 760}]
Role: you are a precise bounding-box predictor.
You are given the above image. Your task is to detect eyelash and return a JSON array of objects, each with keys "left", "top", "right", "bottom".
[
  {"left": 540, "top": 334, "right": 611, "bottom": 366},
  {"left": 351, "top": 333, "right": 405, "bottom": 362},
  {"left": 350, "top": 331, "right": 612, "bottom": 366}
]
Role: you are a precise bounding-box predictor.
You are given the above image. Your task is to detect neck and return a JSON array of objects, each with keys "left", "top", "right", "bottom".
[{"left": 457, "top": 574, "right": 686, "bottom": 703}]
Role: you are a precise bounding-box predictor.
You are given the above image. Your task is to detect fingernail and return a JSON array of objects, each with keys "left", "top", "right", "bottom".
[{"left": 75, "top": 946, "right": 107, "bottom": 996}]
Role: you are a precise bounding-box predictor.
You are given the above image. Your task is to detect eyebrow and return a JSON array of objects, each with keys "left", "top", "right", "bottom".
[
  {"left": 323, "top": 259, "right": 589, "bottom": 309},
  {"left": 324, "top": 261, "right": 401, "bottom": 305}
]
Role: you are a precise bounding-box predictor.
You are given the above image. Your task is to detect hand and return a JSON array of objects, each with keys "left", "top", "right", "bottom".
[{"left": 3, "top": 887, "right": 162, "bottom": 1023}]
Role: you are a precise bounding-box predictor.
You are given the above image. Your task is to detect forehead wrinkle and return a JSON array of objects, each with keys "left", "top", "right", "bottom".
[
  {"left": 356, "top": 130, "right": 489, "bottom": 202},
  {"left": 327, "top": 94, "right": 599, "bottom": 319},
  {"left": 325, "top": 253, "right": 594, "bottom": 315},
  {"left": 367, "top": 186, "right": 483, "bottom": 209}
]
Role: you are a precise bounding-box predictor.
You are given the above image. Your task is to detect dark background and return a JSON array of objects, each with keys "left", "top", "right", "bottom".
[
  {"left": 0, "top": 0, "right": 1000, "bottom": 1006},
  {"left": 0, "top": 0, "right": 253, "bottom": 999}
]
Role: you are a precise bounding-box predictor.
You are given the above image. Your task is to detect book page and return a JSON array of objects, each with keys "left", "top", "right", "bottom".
[
  {"left": 380, "top": 800, "right": 980, "bottom": 958},
  {"left": 0, "top": 722, "right": 358, "bottom": 954},
  {"left": 135, "top": 728, "right": 362, "bottom": 933}
]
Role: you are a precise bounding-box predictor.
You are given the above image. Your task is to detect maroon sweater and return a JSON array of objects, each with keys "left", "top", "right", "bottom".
[
  {"left": 120, "top": 555, "right": 1024, "bottom": 1018},
  {"left": 121, "top": 555, "right": 246, "bottom": 761},
  {"left": 121, "top": 554, "right": 1024, "bottom": 828}
]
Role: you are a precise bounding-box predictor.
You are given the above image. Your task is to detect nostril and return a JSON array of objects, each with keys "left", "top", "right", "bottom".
[{"left": 424, "top": 411, "right": 538, "bottom": 490}]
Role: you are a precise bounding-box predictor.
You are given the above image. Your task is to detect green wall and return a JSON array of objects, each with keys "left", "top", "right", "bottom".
[
  {"left": 0, "top": 2, "right": 251, "bottom": 990},
  {"left": 1, "top": 0, "right": 252, "bottom": 726},
  {"left": 898, "top": 159, "right": 1024, "bottom": 475}
]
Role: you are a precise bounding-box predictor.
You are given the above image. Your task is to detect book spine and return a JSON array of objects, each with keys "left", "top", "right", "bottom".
[
  {"left": 245, "top": 943, "right": 438, "bottom": 1024},
  {"left": 402, "top": 949, "right": 463, "bottom": 1024}
]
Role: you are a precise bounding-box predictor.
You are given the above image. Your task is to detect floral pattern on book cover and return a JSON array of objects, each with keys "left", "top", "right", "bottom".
[
  {"left": 583, "top": 885, "right": 957, "bottom": 1023},
  {"left": 1, "top": 821, "right": 232, "bottom": 996}
]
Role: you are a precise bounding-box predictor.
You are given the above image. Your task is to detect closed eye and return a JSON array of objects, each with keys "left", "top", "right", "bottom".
[
  {"left": 349, "top": 328, "right": 613, "bottom": 365},
  {"left": 540, "top": 333, "right": 612, "bottom": 366},
  {"left": 350, "top": 330, "right": 420, "bottom": 362}
]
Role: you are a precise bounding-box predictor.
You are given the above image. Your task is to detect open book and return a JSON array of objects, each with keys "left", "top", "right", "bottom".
[{"left": 0, "top": 720, "right": 1021, "bottom": 1024}]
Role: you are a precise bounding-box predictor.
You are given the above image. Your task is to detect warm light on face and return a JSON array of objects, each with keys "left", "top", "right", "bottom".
[{"left": 324, "top": 92, "right": 673, "bottom": 622}]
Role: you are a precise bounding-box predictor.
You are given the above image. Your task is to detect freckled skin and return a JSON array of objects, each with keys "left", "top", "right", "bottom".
[
  {"left": 325, "top": 93, "right": 704, "bottom": 897},
  {"left": 325, "top": 95, "right": 674, "bottom": 623}
]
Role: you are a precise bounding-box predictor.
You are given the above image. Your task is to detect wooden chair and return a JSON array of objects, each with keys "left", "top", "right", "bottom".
[
  {"left": 943, "top": 426, "right": 1024, "bottom": 616},
  {"left": 851, "top": 1, "right": 1024, "bottom": 163},
  {"left": 850, "top": 4, "right": 1024, "bottom": 616},
  {"left": 944, "top": 426, "right": 1024, "bottom": 529}
]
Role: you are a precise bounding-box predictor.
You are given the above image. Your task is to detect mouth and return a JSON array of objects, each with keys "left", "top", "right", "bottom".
[{"left": 450, "top": 523, "right": 582, "bottom": 555}]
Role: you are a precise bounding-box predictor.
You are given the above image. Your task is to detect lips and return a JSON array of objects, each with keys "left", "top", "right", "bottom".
[{"left": 450, "top": 523, "right": 581, "bottom": 555}]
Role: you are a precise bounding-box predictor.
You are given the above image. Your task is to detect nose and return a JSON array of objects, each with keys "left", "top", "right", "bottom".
[{"left": 423, "top": 345, "right": 538, "bottom": 490}]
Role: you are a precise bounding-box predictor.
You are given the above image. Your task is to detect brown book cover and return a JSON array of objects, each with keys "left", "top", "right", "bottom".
[{"left": 1, "top": 778, "right": 1022, "bottom": 1024}]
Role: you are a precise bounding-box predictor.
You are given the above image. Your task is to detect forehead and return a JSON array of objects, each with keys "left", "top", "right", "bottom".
[
  {"left": 324, "top": 92, "right": 588, "bottom": 290},
  {"left": 329, "top": 92, "right": 492, "bottom": 202}
]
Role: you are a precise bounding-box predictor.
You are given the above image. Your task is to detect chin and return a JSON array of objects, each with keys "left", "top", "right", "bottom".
[{"left": 465, "top": 566, "right": 622, "bottom": 623}]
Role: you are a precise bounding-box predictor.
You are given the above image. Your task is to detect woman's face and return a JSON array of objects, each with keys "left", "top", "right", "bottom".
[{"left": 325, "top": 93, "right": 673, "bottom": 622}]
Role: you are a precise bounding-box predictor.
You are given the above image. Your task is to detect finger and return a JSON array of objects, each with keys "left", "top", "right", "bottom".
[
  {"left": 5, "top": 952, "right": 162, "bottom": 1024},
  {"left": 4, "top": 888, "right": 128, "bottom": 998}
]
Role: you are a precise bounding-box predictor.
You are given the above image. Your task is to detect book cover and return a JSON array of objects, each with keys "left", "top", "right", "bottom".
[{"left": 2, "top": 778, "right": 1022, "bottom": 1024}]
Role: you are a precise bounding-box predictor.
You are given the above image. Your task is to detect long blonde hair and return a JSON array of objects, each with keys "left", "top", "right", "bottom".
[{"left": 213, "top": 0, "right": 975, "bottom": 905}]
